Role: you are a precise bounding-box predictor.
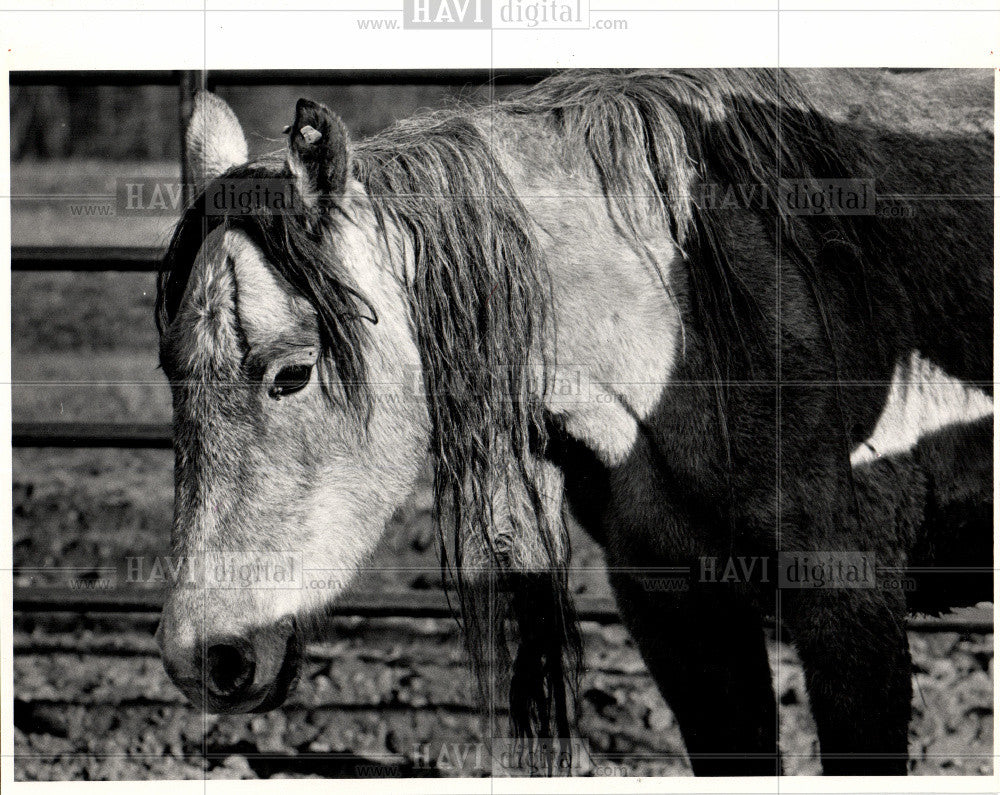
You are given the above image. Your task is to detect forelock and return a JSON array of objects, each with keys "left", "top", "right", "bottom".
[{"left": 161, "top": 227, "right": 243, "bottom": 379}]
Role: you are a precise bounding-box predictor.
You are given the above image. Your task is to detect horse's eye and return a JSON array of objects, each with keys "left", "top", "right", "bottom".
[{"left": 269, "top": 364, "right": 312, "bottom": 399}]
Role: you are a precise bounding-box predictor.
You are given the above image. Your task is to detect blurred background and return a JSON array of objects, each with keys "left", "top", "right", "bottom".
[{"left": 10, "top": 73, "right": 994, "bottom": 780}]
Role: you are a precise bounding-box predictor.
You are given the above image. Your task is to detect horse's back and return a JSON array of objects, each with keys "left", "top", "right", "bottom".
[
  {"left": 802, "top": 70, "right": 993, "bottom": 388},
  {"left": 790, "top": 68, "right": 993, "bottom": 137}
]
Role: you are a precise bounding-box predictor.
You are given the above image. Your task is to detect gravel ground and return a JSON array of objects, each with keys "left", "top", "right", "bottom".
[{"left": 13, "top": 615, "right": 994, "bottom": 779}]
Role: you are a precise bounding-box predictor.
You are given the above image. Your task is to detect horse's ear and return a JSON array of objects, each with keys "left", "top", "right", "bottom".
[
  {"left": 185, "top": 91, "right": 249, "bottom": 195},
  {"left": 286, "top": 98, "right": 350, "bottom": 210}
]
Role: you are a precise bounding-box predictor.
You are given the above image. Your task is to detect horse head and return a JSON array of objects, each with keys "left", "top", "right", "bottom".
[{"left": 155, "top": 92, "right": 430, "bottom": 712}]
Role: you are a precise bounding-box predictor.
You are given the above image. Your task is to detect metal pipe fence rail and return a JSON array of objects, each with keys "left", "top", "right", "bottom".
[
  {"left": 12, "top": 245, "right": 164, "bottom": 272},
  {"left": 11, "top": 69, "right": 995, "bottom": 638},
  {"left": 11, "top": 588, "right": 992, "bottom": 633}
]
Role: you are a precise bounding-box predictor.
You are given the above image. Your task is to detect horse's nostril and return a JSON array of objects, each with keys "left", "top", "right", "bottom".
[{"left": 205, "top": 641, "right": 255, "bottom": 699}]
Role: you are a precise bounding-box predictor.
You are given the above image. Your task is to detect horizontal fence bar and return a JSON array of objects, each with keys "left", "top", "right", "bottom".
[
  {"left": 10, "top": 69, "right": 555, "bottom": 88},
  {"left": 11, "top": 70, "right": 188, "bottom": 87},
  {"left": 11, "top": 588, "right": 992, "bottom": 633},
  {"left": 13, "top": 588, "right": 457, "bottom": 619},
  {"left": 12, "top": 587, "right": 617, "bottom": 624},
  {"left": 12, "top": 246, "right": 165, "bottom": 272},
  {"left": 906, "top": 614, "right": 993, "bottom": 633},
  {"left": 8, "top": 69, "right": 923, "bottom": 90},
  {"left": 13, "top": 422, "right": 170, "bottom": 448},
  {"left": 11, "top": 694, "right": 486, "bottom": 720}
]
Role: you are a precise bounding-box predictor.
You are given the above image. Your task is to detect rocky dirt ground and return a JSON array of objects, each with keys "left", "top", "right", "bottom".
[
  {"left": 12, "top": 612, "right": 996, "bottom": 778},
  {"left": 12, "top": 150, "right": 995, "bottom": 779}
]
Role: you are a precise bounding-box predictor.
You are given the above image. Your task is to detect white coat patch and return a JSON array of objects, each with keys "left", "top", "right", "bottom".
[{"left": 850, "top": 351, "right": 993, "bottom": 467}]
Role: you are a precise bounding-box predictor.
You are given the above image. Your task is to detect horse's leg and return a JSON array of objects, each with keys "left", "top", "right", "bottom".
[
  {"left": 782, "top": 586, "right": 911, "bottom": 775},
  {"left": 608, "top": 566, "right": 780, "bottom": 776}
]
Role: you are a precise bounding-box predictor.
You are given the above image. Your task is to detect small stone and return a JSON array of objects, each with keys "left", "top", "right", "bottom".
[{"left": 645, "top": 706, "right": 674, "bottom": 732}]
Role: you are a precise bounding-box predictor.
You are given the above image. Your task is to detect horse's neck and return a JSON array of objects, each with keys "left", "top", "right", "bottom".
[{"left": 503, "top": 149, "right": 685, "bottom": 468}]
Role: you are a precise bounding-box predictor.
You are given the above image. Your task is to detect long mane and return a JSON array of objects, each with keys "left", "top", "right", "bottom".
[
  {"left": 158, "top": 69, "right": 885, "bottom": 744},
  {"left": 354, "top": 114, "right": 580, "bottom": 741}
]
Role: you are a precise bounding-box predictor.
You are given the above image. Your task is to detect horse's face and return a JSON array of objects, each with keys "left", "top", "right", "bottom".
[{"left": 156, "top": 93, "right": 429, "bottom": 713}]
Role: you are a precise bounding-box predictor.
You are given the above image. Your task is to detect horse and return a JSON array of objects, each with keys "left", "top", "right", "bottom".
[{"left": 154, "top": 69, "right": 993, "bottom": 776}]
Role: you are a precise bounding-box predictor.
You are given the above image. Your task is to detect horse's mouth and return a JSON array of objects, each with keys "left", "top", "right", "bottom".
[{"left": 250, "top": 631, "right": 303, "bottom": 713}]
